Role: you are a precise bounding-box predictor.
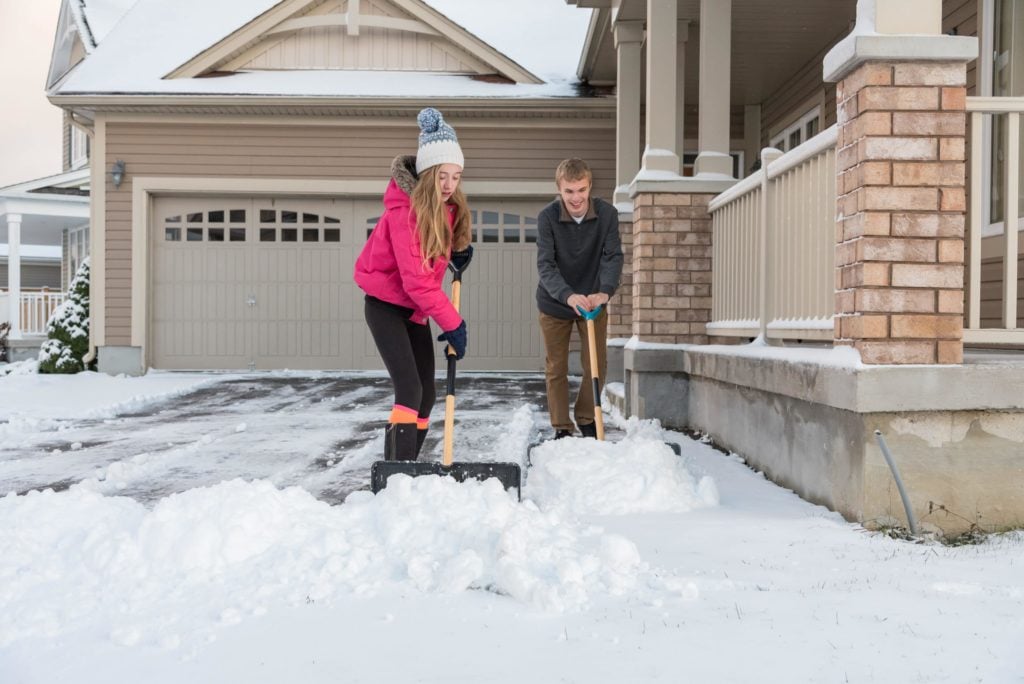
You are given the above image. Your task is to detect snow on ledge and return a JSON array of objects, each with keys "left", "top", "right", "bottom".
[{"left": 623, "top": 335, "right": 865, "bottom": 369}]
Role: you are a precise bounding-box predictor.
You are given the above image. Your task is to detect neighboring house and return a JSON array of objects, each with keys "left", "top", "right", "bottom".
[
  {"left": 44, "top": 0, "right": 1024, "bottom": 535},
  {"left": 0, "top": 169, "right": 90, "bottom": 359},
  {"left": 0, "top": 0, "right": 111, "bottom": 358}
]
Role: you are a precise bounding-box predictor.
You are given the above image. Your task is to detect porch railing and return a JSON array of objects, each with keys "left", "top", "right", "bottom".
[
  {"left": 967, "top": 97, "right": 1024, "bottom": 345},
  {"left": 708, "top": 125, "right": 837, "bottom": 341},
  {"left": 0, "top": 290, "right": 67, "bottom": 336}
]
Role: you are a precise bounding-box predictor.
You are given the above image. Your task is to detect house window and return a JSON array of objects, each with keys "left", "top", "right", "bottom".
[
  {"left": 69, "top": 126, "right": 90, "bottom": 169},
  {"left": 769, "top": 106, "right": 822, "bottom": 153},
  {"left": 66, "top": 224, "right": 89, "bottom": 289},
  {"left": 989, "top": 0, "right": 1024, "bottom": 227}
]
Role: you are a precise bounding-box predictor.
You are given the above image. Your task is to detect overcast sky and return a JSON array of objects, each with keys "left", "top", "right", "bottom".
[{"left": 0, "top": 0, "right": 64, "bottom": 188}]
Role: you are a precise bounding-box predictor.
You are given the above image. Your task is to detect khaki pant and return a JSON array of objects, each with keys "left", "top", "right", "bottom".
[{"left": 538, "top": 309, "right": 608, "bottom": 432}]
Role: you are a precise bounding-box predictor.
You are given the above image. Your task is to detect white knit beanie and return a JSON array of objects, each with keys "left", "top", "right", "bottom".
[{"left": 415, "top": 108, "right": 464, "bottom": 174}]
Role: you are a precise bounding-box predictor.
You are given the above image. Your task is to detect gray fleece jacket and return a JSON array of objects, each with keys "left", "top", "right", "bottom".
[{"left": 535, "top": 196, "right": 623, "bottom": 319}]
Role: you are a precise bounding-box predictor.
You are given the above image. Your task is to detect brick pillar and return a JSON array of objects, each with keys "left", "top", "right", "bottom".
[
  {"left": 608, "top": 217, "right": 633, "bottom": 339},
  {"left": 632, "top": 192, "right": 714, "bottom": 343},
  {"left": 834, "top": 61, "right": 967, "bottom": 364}
]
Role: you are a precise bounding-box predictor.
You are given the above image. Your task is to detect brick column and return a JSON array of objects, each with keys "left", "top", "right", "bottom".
[
  {"left": 834, "top": 61, "right": 967, "bottom": 364},
  {"left": 632, "top": 192, "right": 714, "bottom": 343},
  {"left": 607, "top": 217, "right": 633, "bottom": 339}
]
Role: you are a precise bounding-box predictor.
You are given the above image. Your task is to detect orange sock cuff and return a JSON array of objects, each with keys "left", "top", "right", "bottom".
[
  {"left": 416, "top": 417, "right": 430, "bottom": 429},
  {"left": 389, "top": 405, "right": 419, "bottom": 424}
]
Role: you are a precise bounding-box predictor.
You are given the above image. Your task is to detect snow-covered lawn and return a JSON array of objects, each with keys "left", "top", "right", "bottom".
[{"left": 1, "top": 368, "right": 1021, "bottom": 683}]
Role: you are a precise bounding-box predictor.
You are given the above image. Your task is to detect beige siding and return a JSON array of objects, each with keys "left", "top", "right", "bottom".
[
  {"left": 761, "top": 32, "right": 847, "bottom": 146},
  {"left": 102, "top": 119, "right": 614, "bottom": 344},
  {"left": 979, "top": 256, "right": 1024, "bottom": 328},
  {"left": 0, "top": 263, "right": 62, "bottom": 289},
  {"left": 233, "top": 0, "right": 486, "bottom": 74},
  {"left": 944, "top": 0, "right": 979, "bottom": 95}
]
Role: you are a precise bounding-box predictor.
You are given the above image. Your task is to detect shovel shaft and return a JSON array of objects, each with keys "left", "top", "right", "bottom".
[
  {"left": 585, "top": 317, "right": 605, "bottom": 440},
  {"left": 442, "top": 277, "right": 462, "bottom": 467}
]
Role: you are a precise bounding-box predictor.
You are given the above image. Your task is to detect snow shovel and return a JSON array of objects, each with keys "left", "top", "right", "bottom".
[
  {"left": 370, "top": 264, "right": 522, "bottom": 498},
  {"left": 568, "top": 303, "right": 682, "bottom": 455},
  {"left": 577, "top": 304, "right": 606, "bottom": 440}
]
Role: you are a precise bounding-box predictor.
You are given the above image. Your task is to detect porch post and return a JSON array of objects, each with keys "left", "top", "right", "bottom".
[
  {"left": 825, "top": 0, "right": 977, "bottom": 364},
  {"left": 7, "top": 213, "right": 22, "bottom": 340},
  {"left": 607, "top": 20, "right": 645, "bottom": 375},
  {"left": 676, "top": 20, "right": 690, "bottom": 175},
  {"left": 694, "top": 0, "right": 733, "bottom": 178},
  {"left": 613, "top": 21, "right": 644, "bottom": 210},
  {"left": 640, "top": 0, "right": 680, "bottom": 174},
  {"left": 623, "top": 0, "right": 736, "bottom": 425}
]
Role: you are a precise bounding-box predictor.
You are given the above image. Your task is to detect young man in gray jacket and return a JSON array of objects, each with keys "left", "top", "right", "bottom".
[{"left": 535, "top": 158, "right": 623, "bottom": 439}]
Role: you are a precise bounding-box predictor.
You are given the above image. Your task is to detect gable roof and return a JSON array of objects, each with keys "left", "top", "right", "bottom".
[
  {"left": 47, "top": 0, "right": 144, "bottom": 89},
  {"left": 49, "top": 0, "right": 593, "bottom": 101},
  {"left": 170, "top": 0, "right": 543, "bottom": 84}
]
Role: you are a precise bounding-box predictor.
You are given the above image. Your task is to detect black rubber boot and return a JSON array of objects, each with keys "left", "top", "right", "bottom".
[
  {"left": 578, "top": 422, "right": 597, "bottom": 439},
  {"left": 384, "top": 423, "right": 418, "bottom": 461},
  {"left": 416, "top": 428, "right": 429, "bottom": 457}
]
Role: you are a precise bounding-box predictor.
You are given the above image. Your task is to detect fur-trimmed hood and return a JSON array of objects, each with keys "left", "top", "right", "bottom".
[{"left": 390, "top": 155, "right": 418, "bottom": 196}]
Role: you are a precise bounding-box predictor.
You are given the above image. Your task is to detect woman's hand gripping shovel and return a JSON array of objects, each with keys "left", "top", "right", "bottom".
[{"left": 371, "top": 261, "right": 523, "bottom": 499}]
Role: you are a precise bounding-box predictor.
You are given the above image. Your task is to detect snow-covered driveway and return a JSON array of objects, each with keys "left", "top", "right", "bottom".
[
  {"left": 2, "top": 366, "right": 1022, "bottom": 683},
  {"left": 0, "top": 370, "right": 548, "bottom": 504}
]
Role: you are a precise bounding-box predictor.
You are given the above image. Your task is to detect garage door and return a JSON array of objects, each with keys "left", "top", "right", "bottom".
[{"left": 150, "top": 196, "right": 547, "bottom": 371}]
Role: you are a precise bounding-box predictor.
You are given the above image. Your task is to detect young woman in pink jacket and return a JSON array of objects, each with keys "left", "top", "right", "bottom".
[{"left": 353, "top": 108, "right": 473, "bottom": 462}]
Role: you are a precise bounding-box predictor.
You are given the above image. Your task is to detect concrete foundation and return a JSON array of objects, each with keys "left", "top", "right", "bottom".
[
  {"left": 98, "top": 346, "right": 144, "bottom": 376},
  {"left": 624, "top": 344, "right": 1024, "bottom": 535},
  {"left": 6, "top": 337, "right": 42, "bottom": 362}
]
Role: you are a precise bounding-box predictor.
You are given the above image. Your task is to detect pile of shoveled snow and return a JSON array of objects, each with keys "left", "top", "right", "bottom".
[
  {"left": 526, "top": 420, "right": 719, "bottom": 516},
  {"left": 0, "top": 412, "right": 714, "bottom": 651}
]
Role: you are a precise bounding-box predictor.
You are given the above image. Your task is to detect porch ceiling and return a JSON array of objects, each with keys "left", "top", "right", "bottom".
[
  {"left": 590, "top": 0, "right": 856, "bottom": 104},
  {"left": 0, "top": 214, "right": 82, "bottom": 247}
]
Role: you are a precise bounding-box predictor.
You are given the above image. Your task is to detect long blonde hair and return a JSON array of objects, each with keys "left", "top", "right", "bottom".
[{"left": 410, "top": 165, "right": 471, "bottom": 265}]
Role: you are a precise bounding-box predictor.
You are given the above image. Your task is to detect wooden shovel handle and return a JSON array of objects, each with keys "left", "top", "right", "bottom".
[
  {"left": 442, "top": 277, "right": 461, "bottom": 466},
  {"left": 586, "top": 317, "right": 605, "bottom": 441}
]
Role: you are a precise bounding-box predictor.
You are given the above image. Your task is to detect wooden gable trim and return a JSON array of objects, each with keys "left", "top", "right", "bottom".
[
  {"left": 388, "top": 0, "right": 542, "bottom": 84},
  {"left": 166, "top": 0, "right": 317, "bottom": 79},
  {"left": 167, "top": 0, "right": 543, "bottom": 84}
]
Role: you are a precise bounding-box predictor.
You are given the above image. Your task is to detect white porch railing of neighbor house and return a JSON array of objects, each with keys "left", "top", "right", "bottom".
[
  {"left": 17, "top": 290, "right": 67, "bottom": 336},
  {"left": 967, "top": 97, "right": 1024, "bottom": 345},
  {"left": 708, "top": 124, "right": 837, "bottom": 341}
]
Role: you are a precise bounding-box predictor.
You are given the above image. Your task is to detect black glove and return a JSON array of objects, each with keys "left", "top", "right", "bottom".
[
  {"left": 437, "top": 320, "right": 467, "bottom": 360},
  {"left": 450, "top": 245, "right": 473, "bottom": 273}
]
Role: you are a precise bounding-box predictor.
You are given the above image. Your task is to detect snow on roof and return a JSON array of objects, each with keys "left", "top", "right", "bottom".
[
  {"left": 0, "top": 168, "right": 91, "bottom": 196},
  {"left": 56, "top": 0, "right": 284, "bottom": 95},
  {"left": 79, "top": 0, "right": 139, "bottom": 45},
  {"left": 55, "top": 0, "right": 594, "bottom": 99},
  {"left": 422, "top": 0, "right": 590, "bottom": 84}
]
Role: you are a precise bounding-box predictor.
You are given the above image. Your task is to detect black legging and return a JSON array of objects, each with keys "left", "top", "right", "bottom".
[{"left": 364, "top": 295, "right": 436, "bottom": 421}]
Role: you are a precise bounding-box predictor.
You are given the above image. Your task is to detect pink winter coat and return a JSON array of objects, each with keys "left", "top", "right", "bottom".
[{"left": 353, "top": 174, "right": 462, "bottom": 333}]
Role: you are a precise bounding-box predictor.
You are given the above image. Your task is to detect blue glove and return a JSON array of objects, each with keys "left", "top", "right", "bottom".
[
  {"left": 450, "top": 245, "right": 473, "bottom": 273},
  {"left": 437, "top": 320, "right": 467, "bottom": 360}
]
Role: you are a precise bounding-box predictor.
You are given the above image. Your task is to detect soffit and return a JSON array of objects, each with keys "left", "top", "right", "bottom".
[{"left": 591, "top": 0, "right": 856, "bottom": 104}]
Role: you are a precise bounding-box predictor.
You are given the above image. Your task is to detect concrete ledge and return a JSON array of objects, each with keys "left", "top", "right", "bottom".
[
  {"left": 685, "top": 345, "right": 1024, "bottom": 413},
  {"left": 823, "top": 34, "right": 978, "bottom": 83},
  {"left": 623, "top": 344, "right": 1024, "bottom": 534},
  {"left": 628, "top": 177, "right": 736, "bottom": 197}
]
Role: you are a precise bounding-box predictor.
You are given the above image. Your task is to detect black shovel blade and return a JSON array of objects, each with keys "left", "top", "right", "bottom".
[{"left": 371, "top": 460, "right": 522, "bottom": 500}]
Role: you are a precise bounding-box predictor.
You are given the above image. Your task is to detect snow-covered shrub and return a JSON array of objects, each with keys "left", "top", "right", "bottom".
[{"left": 38, "top": 258, "right": 94, "bottom": 374}]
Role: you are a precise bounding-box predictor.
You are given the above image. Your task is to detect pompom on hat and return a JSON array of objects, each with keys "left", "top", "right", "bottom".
[{"left": 415, "top": 107, "right": 464, "bottom": 174}]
